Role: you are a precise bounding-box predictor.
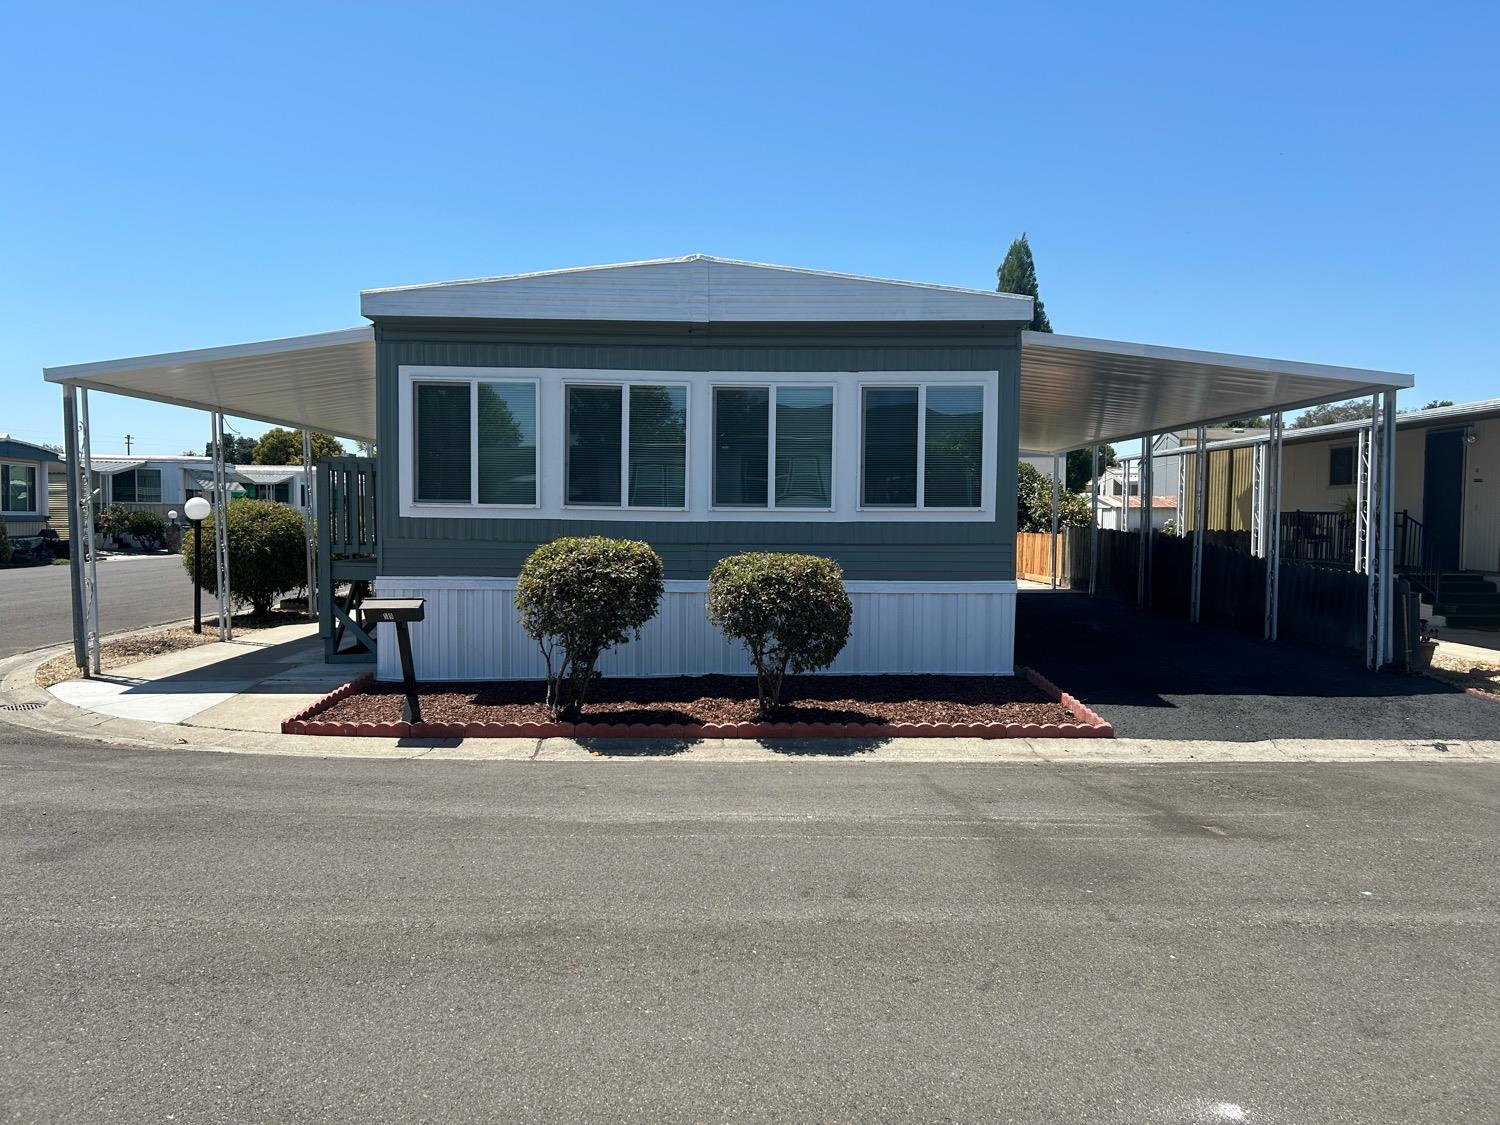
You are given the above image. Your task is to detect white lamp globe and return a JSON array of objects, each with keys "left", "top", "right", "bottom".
[
  {"left": 168, "top": 510, "right": 179, "bottom": 521},
  {"left": 183, "top": 497, "right": 212, "bottom": 522}
]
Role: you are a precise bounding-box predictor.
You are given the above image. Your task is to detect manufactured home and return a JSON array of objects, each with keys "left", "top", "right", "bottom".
[
  {"left": 0, "top": 435, "right": 61, "bottom": 539},
  {"left": 86, "top": 455, "right": 312, "bottom": 517},
  {"left": 43, "top": 255, "right": 1419, "bottom": 677}
]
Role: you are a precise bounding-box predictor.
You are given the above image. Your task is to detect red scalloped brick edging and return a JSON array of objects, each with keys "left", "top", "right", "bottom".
[{"left": 282, "top": 668, "right": 1113, "bottom": 740}]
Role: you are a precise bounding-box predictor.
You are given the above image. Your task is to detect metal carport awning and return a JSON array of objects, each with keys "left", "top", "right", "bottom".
[
  {"left": 1018, "top": 331, "right": 1412, "bottom": 455},
  {"left": 42, "top": 327, "right": 376, "bottom": 442}
]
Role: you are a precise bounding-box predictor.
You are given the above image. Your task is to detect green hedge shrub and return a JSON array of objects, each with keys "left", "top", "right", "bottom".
[
  {"left": 179, "top": 499, "right": 308, "bottom": 614},
  {"left": 123, "top": 509, "right": 167, "bottom": 552},
  {"left": 515, "top": 536, "right": 664, "bottom": 719},
  {"left": 0, "top": 520, "right": 11, "bottom": 565},
  {"left": 706, "top": 552, "right": 853, "bottom": 716}
]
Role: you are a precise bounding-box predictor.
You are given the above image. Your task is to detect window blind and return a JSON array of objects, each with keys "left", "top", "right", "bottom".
[
  {"left": 924, "top": 386, "right": 984, "bottom": 508},
  {"left": 774, "top": 387, "right": 833, "bottom": 508},
  {"left": 713, "top": 388, "right": 769, "bottom": 506},
  {"left": 861, "top": 387, "right": 918, "bottom": 506},
  {"left": 414, "top": 383, "right": 472, "bottom": 503},
  {"left": 479, "top": 382, "right": 537, "bottom": 505},
  {"left": 628, "top": 385, "right": 687, "bottom": 508}
]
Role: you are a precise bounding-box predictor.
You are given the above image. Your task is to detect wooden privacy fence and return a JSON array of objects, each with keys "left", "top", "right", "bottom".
[
  {"left": 1016, "top": 531, "right": 1073, "bottom": 583},
  {"left": 1034, "top": 528, "right": 1371, "bottom": 659}
]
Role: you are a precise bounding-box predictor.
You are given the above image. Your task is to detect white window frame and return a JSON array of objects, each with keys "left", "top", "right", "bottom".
[
  {"left": 563, "top": 378, "right": 691, "bottom": 512},
  {"left": 406, "top": 372, "right": 542, "bottom": 512},
  {"left": 858, "top": 382, "right": 988, "bottom": 512},
  {"left": 710, "top": 382, "right": 837, "bottom": 513},
  {"left": 397, "top": 366, "right": 996, "bottom": 522},
  {"left": 1, "top": 461, "right": 42, "bottom": 517}
]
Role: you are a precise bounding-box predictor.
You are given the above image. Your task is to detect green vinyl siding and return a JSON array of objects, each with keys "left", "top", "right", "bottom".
[{"left": 375, "top": 320, "right": 1020, "bottom": 581}]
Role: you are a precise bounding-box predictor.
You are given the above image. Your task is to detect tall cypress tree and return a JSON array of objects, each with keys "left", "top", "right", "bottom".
[{"left": 996, "top": 233, "right": 1052, "bottom": 333}]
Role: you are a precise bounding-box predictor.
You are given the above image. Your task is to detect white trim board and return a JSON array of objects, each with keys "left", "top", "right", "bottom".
[{"left": 397, "top": 366, "right": 1000, "bottom": 523}]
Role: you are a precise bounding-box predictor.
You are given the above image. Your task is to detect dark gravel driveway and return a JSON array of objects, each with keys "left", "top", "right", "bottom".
[{"left": 1018, "top": 590, "right": 1498, "bottom": 741}]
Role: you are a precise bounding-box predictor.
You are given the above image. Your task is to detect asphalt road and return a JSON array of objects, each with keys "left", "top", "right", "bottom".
[
  {"left": 2, "top": 729, "right": 1495, "bottom": 1123},
  {"left": 0, "top": 555, "right": 191, "bottom": 658}
]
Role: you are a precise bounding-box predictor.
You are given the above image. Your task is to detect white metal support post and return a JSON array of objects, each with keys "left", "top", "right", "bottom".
[
  {"left": 1089, "top": 446, "right": 1100, "bottom": 595},
  {"left": 1190, "top": 426, "right": 1207, "bottom": 623},
  {"left": 1049, "top": 454, "right": 1060, "bottom": 589},
  {"left": 1138, "top": 436, "right": 1154, "bottom": 606},
  {"left": 1363, "top": 394, "right": 1381, "bottom": 668},
  {"left": 1250, "top": 442, "right": 1265, "bottom": 558},
  {"left": 211, "top": 412, "right": 233, "bottom": 641},
  {"left": 60, "top": 388, "right": 86, "bottom": 671},
  {"left": 1264, "top": 412, "right": 1284, "bottom": 641},
  {"left": 1375, "top": 390, "right": 1397, "bottom": 668},
  {"left": 78, "top": 388, "right": 102, "bottom": 674},
  {"left": 302, "top": 428, "right": 316, "bottom": 619}
]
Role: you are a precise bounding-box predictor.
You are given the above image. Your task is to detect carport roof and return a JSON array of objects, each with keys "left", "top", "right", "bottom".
[
  {"left": 43, "top": 328, "right": 377, "bottom": 442},
  {"left": 1017, "top": 332, "right": 1412, "bottom": 455},
  {"left": 41, "top": 274, "right": 1413, "bottom": 456}
]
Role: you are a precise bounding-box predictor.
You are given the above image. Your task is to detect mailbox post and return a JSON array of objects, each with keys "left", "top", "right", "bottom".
[{"left": 358, "top": 597, "right": 426, "bottom": 724}]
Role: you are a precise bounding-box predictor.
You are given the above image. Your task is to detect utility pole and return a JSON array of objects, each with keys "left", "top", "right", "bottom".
[{"left": 124, "top": 434, "right": 133, "bottom": 454}]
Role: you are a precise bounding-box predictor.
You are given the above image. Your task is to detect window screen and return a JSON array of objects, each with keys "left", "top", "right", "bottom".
[
  {"left": 114, "top": 468, "right": 162, "bottom": 505},
  {"left": 567, "top": 385, "right": 623, "bottom": 505},
  {"left": 414, "top": 383, "right": 472, "bottom": 503},
  {"left": 628, "top": 385, "right": 687, "bottom": 508},
  {"left": 861, "top": 387, "right": 918, "bottom": 506},
  {"left": 1329, "top": 445, "right": 1354, "bottom": 487},
  {"left": 775, "top": 387, "right": 833, "bottom": 508},
  {"left": 924, "top": 386, "right": 984, "bottom": 507},
  {"left": 714, "top": 387, "right": 769, "bottom": 507},
  {"left": 479, "top": 382, "right": 537, "bottom": 505}
]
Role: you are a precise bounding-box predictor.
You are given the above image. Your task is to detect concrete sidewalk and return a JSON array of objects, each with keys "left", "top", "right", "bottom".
[
  {"left": 45, "top": 623, "right": 352, "bottom": 730},
  {"left": 1, "top": 627, "right": 1497, "bottom": 765}
]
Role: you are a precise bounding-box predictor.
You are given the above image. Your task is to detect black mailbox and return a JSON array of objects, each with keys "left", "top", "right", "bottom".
[
  {"left": 360, "top": 598, "right": 426, "bottom": 625},
  {"left": 359, "top": 597, "right": 427, "bottom": 724}
]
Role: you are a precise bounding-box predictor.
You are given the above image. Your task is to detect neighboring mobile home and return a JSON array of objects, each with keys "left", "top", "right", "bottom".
[
  {"left": 0, "top": 434, "right": 61, "bottom": 539},
  {"left": 87, "top": 455, "right": 312, "bottom": 519}
]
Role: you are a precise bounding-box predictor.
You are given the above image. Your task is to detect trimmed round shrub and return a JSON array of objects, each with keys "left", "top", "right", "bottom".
[
  {"left": 515, "top": 536, "right": 665, "bottom": 719},
  {"left": 179, "top": 498, "right": 308, "bottom": 615},
  {"left": 123, "top": 509, "right": 167, "bottom": 552},
  {"left": 706, "top": 552, "right": 853, "bottom": 717}
]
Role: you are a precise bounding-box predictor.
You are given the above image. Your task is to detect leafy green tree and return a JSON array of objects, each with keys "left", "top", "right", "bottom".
[
  {"left": 1017, "top": 461, "right": 1091, "bottom": 532},
  {"left": 252, "top": 428, "right": 344, "bottom": 465},
  {"left": 1225, "top": 416, "right": 1268, "bottom": 428},
  {"left": 179, "top": 498, "right": 308, "bottom": 615},
  {"left": 996, "top": 233, "right": 1052, "bottom": 332},
  {"left": 203, "top": 435, "right": 257, "bottom": 462},
  {"left": 1291, "top": 400, "right": 1380, "bottom": 429},
  {"left": 1422, "top": 399, "right": 1454, "bottom": 410},
  {"left": 1066, "top": 445, "right": 1116, "bottom": 493}
]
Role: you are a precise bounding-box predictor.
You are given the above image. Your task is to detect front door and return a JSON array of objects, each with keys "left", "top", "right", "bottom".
[{"left": 1423, "top": 429, "right": 1464, "bottom": 571}]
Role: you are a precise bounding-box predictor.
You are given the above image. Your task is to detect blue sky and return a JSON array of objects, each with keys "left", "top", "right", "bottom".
[{"left": 3, "top": 1, "right": 1496, "bottom": 456}]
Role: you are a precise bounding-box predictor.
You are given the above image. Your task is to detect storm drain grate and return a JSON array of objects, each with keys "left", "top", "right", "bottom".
[{"left": 1, "top": 702, "right": 45, "bottom": 711}]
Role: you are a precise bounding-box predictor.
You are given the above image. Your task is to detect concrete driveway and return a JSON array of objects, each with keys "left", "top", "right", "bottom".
[
  {"left": 1018, "top": 590, "right": 1500, "bottom": 742},
  {"left": 0, "top": 554, "right": 193, "bottom": 658},
  {"left": 1, "top": 729, "right": 1495, "bottom": 1123}
]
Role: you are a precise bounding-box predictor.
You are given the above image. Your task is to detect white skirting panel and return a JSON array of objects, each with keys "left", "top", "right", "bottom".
[{"left": 374, "top": 577, "right": 1017, "bottom": 682}]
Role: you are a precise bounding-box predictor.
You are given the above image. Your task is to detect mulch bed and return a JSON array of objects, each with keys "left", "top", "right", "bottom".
[{"left": 286, "top": 670, "right": 1113, "bottom": 739}]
